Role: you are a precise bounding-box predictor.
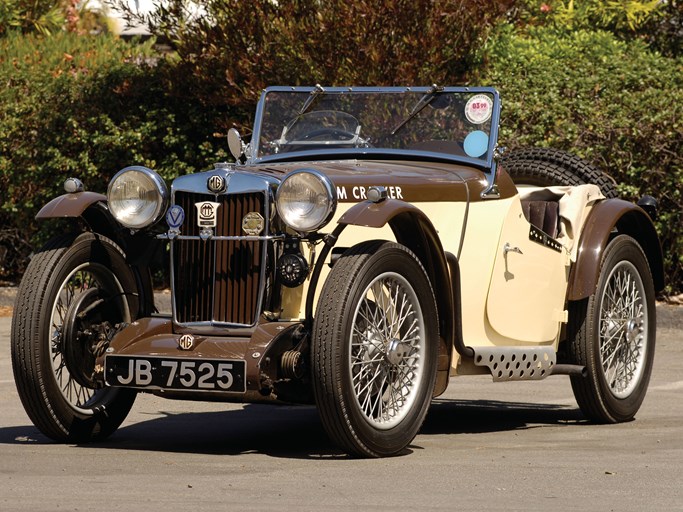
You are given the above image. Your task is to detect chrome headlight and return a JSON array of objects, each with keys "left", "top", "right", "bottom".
[
  {"left": 276, "top": 169, "right": 336, "bottom": 233},
  {"left": 107, "top": 166, "right": 168, "bottom": 229}
]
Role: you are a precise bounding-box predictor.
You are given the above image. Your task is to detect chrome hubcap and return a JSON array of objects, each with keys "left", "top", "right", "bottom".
[{"left": 385, "top": 339, "right": 411, "bottom": 366}]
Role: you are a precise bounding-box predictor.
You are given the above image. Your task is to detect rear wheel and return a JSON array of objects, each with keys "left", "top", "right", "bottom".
[
  {"left": 11, "top": 232, "right": 139, "bottom": 442},
  {"left": 503, "top": 147, "right": 617, "bottom": 198},
  {"left": 312, "top": 241, "right": 438, "bottom": 457},
  {"left": 567, "top": 235, "right": 656, "bottom": 422}
]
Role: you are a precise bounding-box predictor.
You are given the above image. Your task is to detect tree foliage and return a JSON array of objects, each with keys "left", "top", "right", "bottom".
[
  {"left": 0, "top": 0, "right": 115, "bottom": 38},
  {"left": 513, "top": 0, "right": 682, "bottom": 56},
  {"left": 535, "top": 0, "right": 662, "bottom": 30},
  {"left": 0, "top": 0, "right": 65, "bottom": 36},
  {"left": 114, "top": 0, "right": 513, "bottom": 131}
]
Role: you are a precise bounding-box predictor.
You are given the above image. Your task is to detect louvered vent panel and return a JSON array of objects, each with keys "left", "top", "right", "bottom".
[{"left": 173, "top": 192, "right": 264, "bottom": 325}]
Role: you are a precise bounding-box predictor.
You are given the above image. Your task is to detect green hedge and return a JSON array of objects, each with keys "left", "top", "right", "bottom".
[
  {"left": 482, "top": 26, "right": 683, "bottom": 295},
  {"left": 1, "top": 26, "right": 681, "bottom": 295},
  {"left": 0, "top": 32, "right": 226, "bottom": 278}
]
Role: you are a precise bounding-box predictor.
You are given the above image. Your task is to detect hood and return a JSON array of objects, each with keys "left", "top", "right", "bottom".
[{"left": 242, "top": 159, "right": 506, "bottom": 203}]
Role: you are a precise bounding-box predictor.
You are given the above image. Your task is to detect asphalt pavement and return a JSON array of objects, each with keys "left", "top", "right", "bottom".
[{"left": 0, "top": 290, "right": 681, "bottom": 511}]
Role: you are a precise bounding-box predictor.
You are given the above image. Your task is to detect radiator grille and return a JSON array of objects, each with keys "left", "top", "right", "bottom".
[{"left": 173, "top": 191, "right": 265, "bottom": 325}]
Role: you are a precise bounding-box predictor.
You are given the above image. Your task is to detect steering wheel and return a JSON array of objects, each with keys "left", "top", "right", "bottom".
[{"left": 297, "top": 128, "right": 359, "bottom": 142}]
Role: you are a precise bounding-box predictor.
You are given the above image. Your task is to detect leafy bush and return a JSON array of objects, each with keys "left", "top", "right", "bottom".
[
  {"left": 2, "top": 5, "right": 680, "bottom": 296},
  {"left": 0, "top": 32, "right": 227, "bottom": 280},
  {"left": 482, "top": 26, "right": 683, "bottom": 294},
  {"left": 114, "top": 0, "right": 513, "bottom": 132},
  {"left": 510, "top": 0, "right": 682, "bottom": 57},
  {"left": 0, "top": 0, "right": 64, "bottom": 36},
  {"left": 511, "top": 0, "right": 664, "bottom": 31},
  {"left": 0, "top": 0, "right": 114, "bottom": 37}
]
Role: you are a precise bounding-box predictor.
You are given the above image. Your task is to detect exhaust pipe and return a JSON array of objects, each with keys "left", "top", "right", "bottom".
[{"left": 551, "top": 364, "right": 588, "bottom": 377}]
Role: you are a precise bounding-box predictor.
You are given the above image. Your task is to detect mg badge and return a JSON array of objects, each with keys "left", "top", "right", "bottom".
[
  {"left": 165, "top": 205, "right": 185, "bottom": 229},
  {"left": 207, "top": 174, "right": 226, "bottom": 193},
  {"left": 242, "top": 212, "right": 264, "bottom": 235},
  {"left": 178, "top": 334, "right": 195, "bottom": 350},
  {"left": 195, "top": 201, "right": 220, "bottom": 228}
]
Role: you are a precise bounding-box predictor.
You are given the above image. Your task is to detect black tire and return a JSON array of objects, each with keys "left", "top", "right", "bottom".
[
  {"left": 11, "top": 232, "right": 140, "bottom": 442},
  {"left": 502, "top": 147, "right": 618, "bottom": 198},
  {"left": 567, "top": 235, "right": 656, "bottom": 423},
  {"left": 312, "top": 241, "right": 439, "bottom": 457}
]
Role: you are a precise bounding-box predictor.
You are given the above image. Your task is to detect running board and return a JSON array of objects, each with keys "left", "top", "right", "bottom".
[{"left": 472, "top": 346, "right": 556, "bottom": 382}]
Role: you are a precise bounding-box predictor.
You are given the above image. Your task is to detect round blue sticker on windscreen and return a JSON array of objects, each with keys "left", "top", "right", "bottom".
[{"left": 463, "top": 130, "right": 489, "bottom": 158}]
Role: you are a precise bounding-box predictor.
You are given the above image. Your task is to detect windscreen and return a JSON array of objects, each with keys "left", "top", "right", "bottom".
[{"left": 253, "top": 87, "right": 499, "bottom": 164}]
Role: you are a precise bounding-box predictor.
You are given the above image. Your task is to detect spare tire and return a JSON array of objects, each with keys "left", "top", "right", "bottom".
[{"left": 502, "top": 147, "right": 618, "bottom": 198}]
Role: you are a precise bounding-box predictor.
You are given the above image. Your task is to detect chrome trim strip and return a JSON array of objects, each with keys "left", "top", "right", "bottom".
[
  {"left": 159, "top": 234, "right": 285, "bottom": 241},
  {"left": 252, "top": 148, "right": 491, "bottom": 169},
  {"left": 172, "top": 323, "right": 259, "bottom": 336}
]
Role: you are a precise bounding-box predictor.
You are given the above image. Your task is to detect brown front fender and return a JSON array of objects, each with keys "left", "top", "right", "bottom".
[
  {"left": 35, "top": 191, "right": 158, "bottom": 318},
  {"left": 568, "top": 199, "right": 664, "bottom": 301},
  {"left": 35, "top": 191, "right": 106, "bottom": 219},
  {"left": 338, "top": 198, "right": 427, "bottom": 228}
]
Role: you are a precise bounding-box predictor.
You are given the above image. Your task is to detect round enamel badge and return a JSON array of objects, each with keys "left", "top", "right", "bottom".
[
  {"left": 464, "top": 94, "right": 493, "bottom": 124},
  {"left": 166, "top": 205, "right": 185, "bottom": 229},
  {"left": 178, "top": 334, "right": 195, "bottom": 350},
  {"left": 207, "top": 174, "right": 226, "bottom": 193}
]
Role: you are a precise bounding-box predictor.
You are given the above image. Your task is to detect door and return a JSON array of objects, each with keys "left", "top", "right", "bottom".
[{"left": 485, "top": 198, "right": 570, "bottom": 343}]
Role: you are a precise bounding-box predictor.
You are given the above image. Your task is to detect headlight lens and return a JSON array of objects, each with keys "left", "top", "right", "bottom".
[
  {"left": 107, "top": 166, "right": 168, "bottom": 229},
  {"left": 276, "top": 170, "right": 336, "bottom": 233}
]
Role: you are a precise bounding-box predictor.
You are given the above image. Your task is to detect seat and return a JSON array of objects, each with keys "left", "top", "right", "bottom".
[
  {"left": 517, "top": 184, "right": 605, "bottom": 259},
  {"left": 520, "top": 200, "right": 559, "bottom": 238}
]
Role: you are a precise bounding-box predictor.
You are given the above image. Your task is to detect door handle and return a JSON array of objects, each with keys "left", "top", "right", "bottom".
[{"left": 503, "top": 243, "right": 523, "bottom": 255}]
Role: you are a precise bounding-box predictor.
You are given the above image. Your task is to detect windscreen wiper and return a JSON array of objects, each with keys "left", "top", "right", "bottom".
[
  {"left": 390, "top": 84, "right": 444, "bottom": 135},
  {"left": 298, "top": 84, "right": 326, "bottom": 116}
]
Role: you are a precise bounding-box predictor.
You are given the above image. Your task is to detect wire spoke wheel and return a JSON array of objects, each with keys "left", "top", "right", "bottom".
[
  {"left": 568, "top": 235, "right": 656, "bottom": 423},
  {"left": 598, "top": 261, "right": 648, "bottom": 398},
  {"left": 11, "top": 233, "right": 139, "bottom": 442},
  {"left": 350, "top": 273, "right": 425, "bottom": 429},
  {"left": 312, "top": 241, "right": 438, "bottom": 457},
  {"left": 49, "top": 263, "right": 130, "bottom": 412}
]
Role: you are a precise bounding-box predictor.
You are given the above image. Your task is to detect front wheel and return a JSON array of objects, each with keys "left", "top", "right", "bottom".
[
  {"left": 567, "top": 235, "right": 656, "bottom": 422},
  {"left": 312, "top": 241, "right": 439, "bottom": 457},
  {"left": 11, "top": 232, "right": 140, "bottom": 442}
]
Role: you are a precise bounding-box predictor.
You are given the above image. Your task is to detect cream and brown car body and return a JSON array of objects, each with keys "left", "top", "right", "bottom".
[{"left": 18, "top": 86, "right": 663, "bottom": 457}]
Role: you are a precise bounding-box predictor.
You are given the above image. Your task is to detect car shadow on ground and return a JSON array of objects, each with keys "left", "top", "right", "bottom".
[
  {"left": 0, "top": 399, "right": 586, "bottom": 459},
  {"left": 423, "top": 399, "right": 586, "bottom": 435}
]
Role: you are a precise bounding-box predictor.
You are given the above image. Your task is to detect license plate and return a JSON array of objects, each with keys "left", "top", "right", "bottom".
[{"left": 104, "top": 355, "right": 246, "bottom": 393}]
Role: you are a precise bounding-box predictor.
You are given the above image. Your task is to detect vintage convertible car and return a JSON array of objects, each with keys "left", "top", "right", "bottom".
[{"left": 11, "top": 86, "right": 663, "bottom": 457}]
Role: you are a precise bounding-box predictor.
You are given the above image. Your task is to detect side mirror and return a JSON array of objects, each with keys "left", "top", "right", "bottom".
[{"left": 228, "top": 128, "right": 246, "bottom": 162}]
